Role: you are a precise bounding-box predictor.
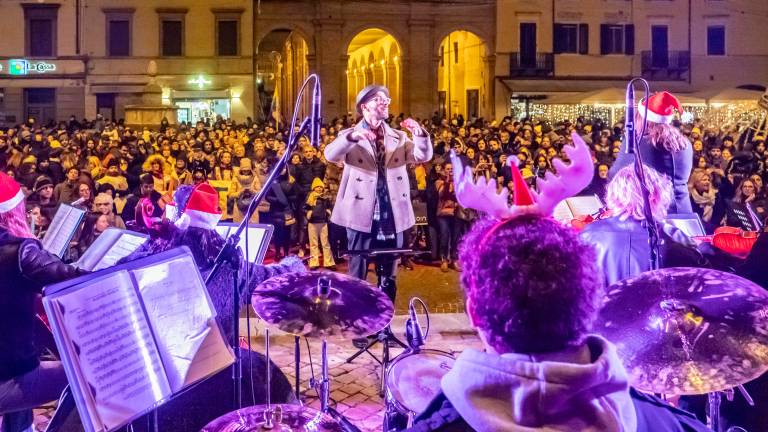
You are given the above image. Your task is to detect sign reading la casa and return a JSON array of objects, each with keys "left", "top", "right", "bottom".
[{"left": 0, "top": 59, "right": 58, "bottom": 75}]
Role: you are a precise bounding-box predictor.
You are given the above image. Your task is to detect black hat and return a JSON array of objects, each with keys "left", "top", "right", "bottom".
[
  {"left": 107, "top": 158, "right": 120, "bottom": 168},
  {"left": 33, "top": 176, "right": 54, "bottom": 192},
  {"left": 355, "top": 84, "right": 389, "bottom": 115}
]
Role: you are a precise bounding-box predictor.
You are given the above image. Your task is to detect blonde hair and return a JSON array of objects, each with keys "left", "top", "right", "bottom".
[
  {"left": 0, "top": 199, "right": 34, "bottom": 238},
  {"left": 607, "top": 164, "right": 673, "bottom": 221},
  {"left": 644, "top": 121, "right": 689, "bottom": 153}
]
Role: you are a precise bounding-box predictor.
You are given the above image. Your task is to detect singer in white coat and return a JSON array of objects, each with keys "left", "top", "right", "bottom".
[{"left": 324, "top": 84, "right": 432, "bottom": 300}]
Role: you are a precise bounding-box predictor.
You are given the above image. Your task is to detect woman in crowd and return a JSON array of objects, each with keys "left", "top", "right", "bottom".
[{"left": 436, "top": 162, "right": 460, "bottom": 272}]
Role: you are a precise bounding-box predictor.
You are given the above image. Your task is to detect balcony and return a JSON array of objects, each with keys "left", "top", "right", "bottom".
[
  {"left": 641, "top": 50, "right": 690, "bottom": 81},
  {"left": 509, "top": 52, "right": 554, "bottom": 78}
]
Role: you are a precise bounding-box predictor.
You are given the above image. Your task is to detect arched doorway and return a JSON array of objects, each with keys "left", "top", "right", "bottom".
[
  {"left": 256, "top": 29, "right": 309, "bottom": 125},
  {"left": 437, "top": 30, "right": 487, "bottom": 122},
  {"left": 346, "top": 29, "right": 402, "bottom": 115}
]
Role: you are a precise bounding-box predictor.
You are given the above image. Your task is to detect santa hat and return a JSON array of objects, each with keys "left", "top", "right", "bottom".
[
  {"left": 638, "top": 91, "right": 682, "bottom": 124},
  {"left": 0, "top": 172, "right": 25, "bottom": 213},
  {"left": 175, "top": 183, "right": 222, "bottom": 230}
]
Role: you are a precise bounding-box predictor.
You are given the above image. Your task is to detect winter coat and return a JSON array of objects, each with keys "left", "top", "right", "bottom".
[{"left": 324, "top": 120, "right": 432, "bottom": 233}]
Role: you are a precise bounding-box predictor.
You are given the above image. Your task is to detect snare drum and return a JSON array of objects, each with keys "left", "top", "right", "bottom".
[{"left": 384, "top": 349, "right": 455, "bottom": 430}]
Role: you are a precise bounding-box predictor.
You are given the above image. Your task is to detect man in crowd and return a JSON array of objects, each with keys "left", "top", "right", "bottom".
[{"left": 53, "top": 167, "right": 80, "bottom": 204}]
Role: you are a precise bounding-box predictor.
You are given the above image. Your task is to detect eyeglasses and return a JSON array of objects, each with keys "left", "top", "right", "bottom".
[{"left": 370, "top": 96, "right": 391, "bottom": 105}]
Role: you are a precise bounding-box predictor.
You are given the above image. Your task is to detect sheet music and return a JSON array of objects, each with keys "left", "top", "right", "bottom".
[
  {"left": 42, "top": 205, "right": 85, "bottom": 257},
  {"left": 54, "top": 271, "right": 171, "bottom": 432},
  {"left": 552, "top": 201, "right": 574, "bottom": 223},
  {"left": 566, "top": 195, "right": 603, "bottom": 218},
  {"left": 214, "top": 224, "right": 271, "bottom": 263},
  {"left": 132, "top": 255, "right": 219, "bottom": 392},
  {"left": 182, "top": 323, "right": 234, "bottom": 387},
  {"left": 75, "top": 228, "right": 148, "bottom": 271}
]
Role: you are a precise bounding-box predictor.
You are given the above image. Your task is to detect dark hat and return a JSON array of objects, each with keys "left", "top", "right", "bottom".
[
  {"left": 107, "top": 158, "right": 120, "bottom": 168},
  {"left": 355, "top": 84, "right": 389, "bottom": 114},
  {"left": 33, "top": 175, "right": 54, "bottom": 192}
]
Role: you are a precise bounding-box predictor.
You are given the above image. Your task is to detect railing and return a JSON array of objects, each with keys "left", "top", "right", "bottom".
[
  {"left": 641, "top": 50, "right": 690, "bottom": 81},
  {"left": 509, "top": 52, "right": 554, "bottom": 78}
]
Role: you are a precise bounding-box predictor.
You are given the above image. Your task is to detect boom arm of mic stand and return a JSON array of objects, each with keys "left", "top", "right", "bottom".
[
  {"left": 204, "top": 116, "right": 311, "bottom": 285},
  {"left": 628, "top": 78, "right": 660, "bottom": 271}
]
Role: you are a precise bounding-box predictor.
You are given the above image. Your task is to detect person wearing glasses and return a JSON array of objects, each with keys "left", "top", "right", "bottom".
[{"left": 324, "top": 84, "right": 433, "bottom": 302}]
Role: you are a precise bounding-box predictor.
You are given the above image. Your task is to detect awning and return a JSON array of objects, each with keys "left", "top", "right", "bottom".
[
  {"left": 693, "top": 88, "right": 764, "bottom": 103},
  {"left": 542, "top": 88, "right": 705, "bottom": 105}
]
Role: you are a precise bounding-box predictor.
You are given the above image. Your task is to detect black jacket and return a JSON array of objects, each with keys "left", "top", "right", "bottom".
[
  {"left": 611, "top": 135, "right": 693, "bottom": 214},
  {"left": 0, "top": 230, "right": 83, "bottom": 380}
]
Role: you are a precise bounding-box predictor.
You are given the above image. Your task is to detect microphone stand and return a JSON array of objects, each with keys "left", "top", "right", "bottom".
[
  {"left": 626, "top": 77, "right": 660, "bottom": 271},
  {"left": 205, "top": 74, "right": 320, "bottom": 409}
]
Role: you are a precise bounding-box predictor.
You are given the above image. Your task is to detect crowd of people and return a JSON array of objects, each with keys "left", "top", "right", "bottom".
[{"left": 1, "top": 104, "right": 765, "bottom": 269}]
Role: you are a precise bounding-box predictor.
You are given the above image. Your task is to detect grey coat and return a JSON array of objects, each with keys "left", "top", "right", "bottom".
[{"left": 324, "top": 121, "right": 432, "bottom": 233}]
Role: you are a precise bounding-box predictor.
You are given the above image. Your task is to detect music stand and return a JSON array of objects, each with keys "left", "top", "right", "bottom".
[{"left": 343, "top": 248, "right": 417, "bottom": 396}]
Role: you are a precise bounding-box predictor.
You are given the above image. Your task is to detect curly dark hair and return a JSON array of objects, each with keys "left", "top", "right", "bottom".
[{"left": 458, "top": 214, "right": 602, "bottom": 353}]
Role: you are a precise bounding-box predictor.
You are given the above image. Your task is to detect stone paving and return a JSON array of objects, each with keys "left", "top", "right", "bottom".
[{"left": 250, "top": 320, "right": 482, "bottom": 432}]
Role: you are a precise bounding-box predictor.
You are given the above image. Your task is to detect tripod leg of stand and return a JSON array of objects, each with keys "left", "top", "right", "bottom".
[
  {"left": 380, "top": 332, "right": 389, "bottom": 397},
  {"left": 345, "top": 337, "right": 382, "bottom": 364},
  {"left": 326, "top": 406, "right": 362, "bottom": 432}
]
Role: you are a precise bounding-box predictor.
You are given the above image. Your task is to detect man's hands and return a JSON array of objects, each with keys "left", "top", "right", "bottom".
[{"left": 400, "top": 118, "right": 426, "bottom": 137}]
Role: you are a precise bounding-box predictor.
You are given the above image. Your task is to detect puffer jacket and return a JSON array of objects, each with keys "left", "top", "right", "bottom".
[{"left": 0, "top": 229, "right": 83, "bottom": 380}]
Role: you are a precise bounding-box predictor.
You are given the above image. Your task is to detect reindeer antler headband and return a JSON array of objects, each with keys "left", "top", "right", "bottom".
[{"left": 450, "top": 131, "right": 594, "bottom": 240}]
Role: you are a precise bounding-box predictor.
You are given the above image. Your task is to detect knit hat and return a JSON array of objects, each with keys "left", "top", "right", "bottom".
[
  {"left": 238, "top": 158, "right": 253, "bottom": 171},
  {"left": 0, "top": 172, "right": 24, "bottom": 213},
  {"left": 355, "top": 84, "right": 389, "bottom": 114},
  {"left": 174, "top": 182, "right": 222, "bottom": 230},
  {"left": 638, "top": 91, "right": 682, "bottom": 124},
  {"left": 311, "top": 177, "right": 325, "bottom": 190},
  {"left": 33, "top": 175, "right": 54, "bottom": 192}
]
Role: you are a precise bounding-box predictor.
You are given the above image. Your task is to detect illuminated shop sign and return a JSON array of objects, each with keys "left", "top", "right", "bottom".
[{"left": 7, "top": 59, "right": 57, "bottom": 75}]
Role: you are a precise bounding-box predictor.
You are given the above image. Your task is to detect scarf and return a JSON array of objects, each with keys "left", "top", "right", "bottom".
[{"left": 690, "top": 187, "right": 717, "bottom": 222}]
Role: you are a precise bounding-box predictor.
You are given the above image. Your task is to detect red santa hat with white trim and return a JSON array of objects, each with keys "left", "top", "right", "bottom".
[
  {"left": 638, "top": 91, "right": 683, "bottom": 124},
  {"left": 174, "top": 182, "right": 222, "bottom": 230},
  {"left": 0, "top": 172, "right": 25, "bottom": 213}
]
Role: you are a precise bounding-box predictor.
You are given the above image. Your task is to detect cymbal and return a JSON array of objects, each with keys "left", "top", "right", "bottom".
[
  {"left": 252, "top": 271, "right": 394, "bottom": 338},
  {"left": 201, "top": 403, "right": 343, "bottom": 431},
  {"left": 595, "top": 267, "right": 768, "bottom": 395}
]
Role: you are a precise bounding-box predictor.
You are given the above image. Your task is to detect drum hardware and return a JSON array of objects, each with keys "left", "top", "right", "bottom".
[
  {"left": 343, "top": 249, "right": 419, "bottom": 396},
  {"left": 247, "top": 271, "right": 393, "bottom": 432},
  {"left": 596, "top": 267, "right": 768, "bottom": 432}
]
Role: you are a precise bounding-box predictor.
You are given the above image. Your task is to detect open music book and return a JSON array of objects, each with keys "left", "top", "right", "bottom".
[
  {"left": 74, "top": 228, "right": 149, "bottom": 271},
  {"left": 552, "top": 195, "right": 603, "bottom": 224},
  {"left": 42, "top": 204, "right": 86, "bottom": 257},
  {"left": 214, "top": 222, "right": 274, "bottom": 264},
  {"left": 43, "top": 247, "right": 234, "bottom": 432}
]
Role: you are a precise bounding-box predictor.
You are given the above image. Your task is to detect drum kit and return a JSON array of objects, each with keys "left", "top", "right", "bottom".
[
  {"left": 201, "top": 271, "right": 453, "bottom": 432},
  {"left": 201, "top": 264, "right": 768, "bottom": 432}
]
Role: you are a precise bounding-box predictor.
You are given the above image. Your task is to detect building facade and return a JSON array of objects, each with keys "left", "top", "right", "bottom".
[
  {"left": 1, "top": 0, "right": 765, "bottom": 125},
  {"left": 495, "top": 0, "right": 768, "bottom": 117},
  {"left": 0, "top": 0, "right": 254, "bottom": 126}
]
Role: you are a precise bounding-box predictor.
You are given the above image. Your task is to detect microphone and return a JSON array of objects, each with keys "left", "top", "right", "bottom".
[
  {"left": 406, "top": 299, "right": 425, "bottom": 350},
  {"left": 310, "top": 79, "right": 322, "bottom": 148},
  {"left": 625, "top": 81, "right": 635, "bottom": 154}
]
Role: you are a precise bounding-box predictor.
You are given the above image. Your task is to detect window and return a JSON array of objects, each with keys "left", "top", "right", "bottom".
[
  {"left": 161, "top": 20, "right": 183, "bottom": 56},
  {"left": 600, "top": 24, "right": 634, "bottom": 55},
  {"left": 707, "top": 25, "right": 725, "bottom": 55},
  {"left": 108, "top": 21, "right": 130, "bottom": 56},
  {"left": 554, "top": 24, "right": 588, "bottom": 54},
  {"left": 23, "top": 5, "right": 59, "bottom": 57},
  {"left": 217, "top": 20, "right": 238, "bottom": 56}
]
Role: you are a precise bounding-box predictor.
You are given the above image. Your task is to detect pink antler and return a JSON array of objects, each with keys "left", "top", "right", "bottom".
[
  {"left": 451, "top": 131, "right": 593, "bottom": 219},
  {"left": 532, "top": 131, "right": 594, "bottom": 215}
]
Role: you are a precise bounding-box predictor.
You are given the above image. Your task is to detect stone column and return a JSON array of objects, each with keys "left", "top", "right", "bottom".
[
  {"left": 405, "top": 18, "right": 435, "bottom": 118},
  {"left": 483, "top": 55, "right": 496, "bottom": 120},
  {"left": 314, "top": 19, "right": 345, "bottom": 119}
]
